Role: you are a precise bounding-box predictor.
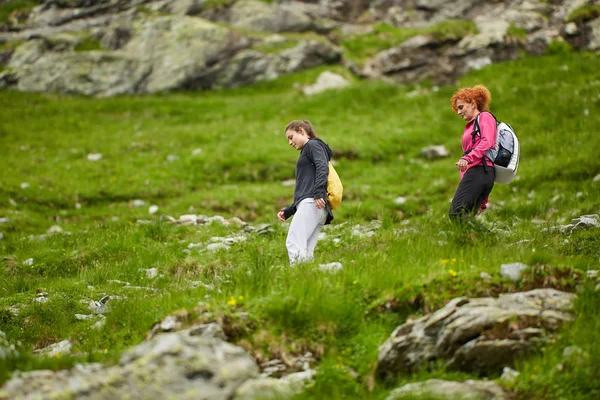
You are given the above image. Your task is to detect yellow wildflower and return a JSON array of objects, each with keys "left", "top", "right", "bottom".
[
  {"left": 227, "top": 296, "right": 236, "bottom": 307},
  {"left": 449, "top": 269, "right": 457, "bottom": 277}
]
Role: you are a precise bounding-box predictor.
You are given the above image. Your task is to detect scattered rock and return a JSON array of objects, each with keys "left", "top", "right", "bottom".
[
  {"left": 318, "top": 262, "right": 343, "bottom": 273},
  {"left": 143, "top": 267, "right": 158, "bottom": 279},
  {"left": 35, "top": 340, "right": 72, "bottom": 357},
  {"left": 394, "top": 196, "right": 407, "bottom": 205},
  {"left": 302, "top": 71, "right": 350, "bottom": 95},
  {"left": 132, "top": 199, "right": 146, "bottom": 207},
  {"left": 377, "top": 289, "right": 576, "bottom": 377},
  {"left": 385, "top": 379, "right": 508, "bottom": 400},
  {"left": 420, "top": 145, "right": 450, "bottom": 160},
  {"left": 500, "top": 262, "right": 530, "bottom": 282},
  {"left": 47, "top": 225, "right": 63, "bottom": 233},
  {"left": 559, "top": 214, "right": 599, "bottom": 234},
  {"left": 500, "top": 366, "right": 520, "bottom": 383},
  {"left": 148, "top": 205, "right": 159, "bottom": 215},
  {"left": 234, "top": 369, "right": 316, "bottom": 400},
  {"left": 87, "top": 153, "right": 102, "bottom": 161}
]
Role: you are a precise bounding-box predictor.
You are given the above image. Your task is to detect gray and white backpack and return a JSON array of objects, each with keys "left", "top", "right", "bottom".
[{"left": 472, "top": 111, "right": 520, "bottom": 184}]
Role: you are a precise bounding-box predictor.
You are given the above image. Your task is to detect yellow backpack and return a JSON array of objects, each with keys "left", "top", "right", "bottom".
[{"left": 327, "top": 161, "right": 343, "bottom": 211}]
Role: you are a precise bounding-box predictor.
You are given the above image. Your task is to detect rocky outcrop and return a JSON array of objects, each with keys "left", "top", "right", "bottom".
[
  {"left": 0, "top": 324, "right": 259, "bottom": 400},
  {"left": 377, "top": 289, "right": 576, "bottom": 377},
  {"left": 0, "top": 0, "right": 599, "bottom": 95},
  {"left": 385, "top": 379, "right": 508, "bottom": 400}
]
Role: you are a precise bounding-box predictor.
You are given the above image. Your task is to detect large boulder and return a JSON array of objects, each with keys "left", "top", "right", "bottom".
[
  {"left": 386, "top": 379, "right": 508, "bottom": 400},
  {"left": 121, "top": 15, "right": 251, "bottom": 93},
  {"left": 377, "top": 289, "right": 576, "bottom": 377},
  {"left": 210, "top": 40, "right": 341, "bottom": 89},
  {"left": 0, "top": 325, "right": 259, "bottom": 399},
  {"left": 5, "top": 38, "right": 151, "bottom": 96}
]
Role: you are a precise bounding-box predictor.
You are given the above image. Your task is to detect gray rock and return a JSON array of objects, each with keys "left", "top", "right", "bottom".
[
  {"left": 318, "top": 262, "right": 343, "bottom": 272},
  {"left": 386, "top": 379, "right": 508, "bottom": 400},
  {"left": 35, "top": 340, "right": 72, "bottom": 357},
  {"left": 234, "top": 369, "right": 316, "bottom": 400},
  {"left": 2, "top": 330, "right": 258, "bottom": 399},
  {"left": 500, "top": 367, "right": 520, "bottom": 383},
  {"left": 188, "top": 322, "right": 227, "bottom": 341},
  {"left": 377, "top": 289, "right": 576, "bottom": 377},
  {"left": 420, "top": 145, "right": 450, "bottom": 160},
  {"left": 302, "top": 71, "right": 350, "bottom": 95},
  {"left": 500, "top": 262, "right": 530, "bottom": 282}
]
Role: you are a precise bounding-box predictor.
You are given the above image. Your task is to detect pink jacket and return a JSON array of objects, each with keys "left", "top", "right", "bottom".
[{"left": 459, "top": 111, "right": 496, "bottom": 180}]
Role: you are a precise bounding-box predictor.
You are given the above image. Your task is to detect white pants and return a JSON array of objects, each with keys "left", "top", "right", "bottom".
[{"left": 286, "top": 198, "right": 327, "bottom": 265}]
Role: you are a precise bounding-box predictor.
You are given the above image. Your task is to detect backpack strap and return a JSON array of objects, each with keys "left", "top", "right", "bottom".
[{"left": 468, "top": 111, "right": 498, "bottom": 173}]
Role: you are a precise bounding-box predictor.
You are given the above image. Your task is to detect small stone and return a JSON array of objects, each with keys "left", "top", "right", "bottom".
[
  {"left": 87, "top": 153, "right": 102, "bottom": 161},
  {"left": 159, "top": 315, "right": 180, "bottom": 331},
  {"left": 564, "top": 22, "right": 577, "bottom": 35},
  {"left": 207, "top": 243, "right": 229, "bottom": 252},
  {"left": 166, "top": 154, "right": 179, "bottom": 162},
  {"left": 148, "top": 205, "right": 159, "bottom": 215},
  {"left": 145, "top": 268, "right": 158, "bottom": 279},
  {"left": 36, "top": 340, "right": 72, "bottom": 357},
  {"left": 420, "top": 145, "right": 450, "bottom": 160},
  {"left": 500, "top": 367, "right": 520, "bottom": 383},
  {"left": 500, "top": 262, "right": 530, "bottom": 282},
  {"left": 20, "top": 182, "right": 30, "bottom": 189},
  {"left": 23, "top": 258, "right": 34, "bottom": 266},
  {"left": 394, "top": 196, "right": 407, "bottom": 205},
  {"left": 132, "top": 199, "right": 146, "bottom": 207},
  {"left": 47, "top": 225, "right": 63, "bottom": 233},
  {"left": 191, "top": 148, "right": 203, "bottom": 156},
  {"left": 178, "top": 215, "right": 197, "bottom": 225},
  {"left": 318, "top": 262, "right": 343, "bottom": 272},
  {"left": 75, "top": 314, "right": 95, "bottom": 321}
]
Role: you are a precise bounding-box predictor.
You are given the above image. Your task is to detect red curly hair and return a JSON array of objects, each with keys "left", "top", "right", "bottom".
[{"left": 451, "top": 85, "right": 492, "bottom": 112}]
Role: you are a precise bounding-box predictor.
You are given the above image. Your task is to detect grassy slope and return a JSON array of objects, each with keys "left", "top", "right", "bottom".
[{"left": 0, "top": 52, "right": 599, "bottom": 398}]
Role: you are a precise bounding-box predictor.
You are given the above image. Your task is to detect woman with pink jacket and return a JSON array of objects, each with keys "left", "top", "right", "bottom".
[{"left": 449, "top": 85, "right": 497, "bottom": 223}]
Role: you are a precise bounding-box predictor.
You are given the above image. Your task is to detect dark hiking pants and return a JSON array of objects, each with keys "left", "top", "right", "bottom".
[{"left": 449, "top": 166, "right": 495, "bottom": 223}]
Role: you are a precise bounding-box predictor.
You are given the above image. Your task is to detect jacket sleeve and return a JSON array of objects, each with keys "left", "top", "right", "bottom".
[
  {"left": 282, "top": 204, "right": 296, "bottom": 220},
  {"left": 461, "top": 112, "right": 496, "bottom": 165},
  {"left": 306, "top": 141, "right": 329, "bottom": 200}
]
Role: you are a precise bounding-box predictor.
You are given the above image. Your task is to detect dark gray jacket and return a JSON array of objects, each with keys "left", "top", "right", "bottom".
[{"left": 282, "top": 138, "right": 334, "bottom": 225}]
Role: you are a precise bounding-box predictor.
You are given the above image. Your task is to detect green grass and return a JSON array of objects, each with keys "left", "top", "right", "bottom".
[
  {"left": 567, "top": 4, "right": 600, "bottom": 24},
  {"left": 1, "top": 51, "right": 599, "bottom": 398},
  {"left": 0, "top": 0, "right": 37, "bottom": 24},
  {"left": 74, "top": 37, "right": 103, "bottom": 52}
]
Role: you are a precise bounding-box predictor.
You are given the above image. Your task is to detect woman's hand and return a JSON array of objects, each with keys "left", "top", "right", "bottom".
[
  {"left": 277, "top": 210, "right": 286, "bottom": 222},
  {"left": 315, "top": 198, "right": 326, "bottom": 209},
  {"left": 455, "top": 158, "right": 468, "bottom": 172}
]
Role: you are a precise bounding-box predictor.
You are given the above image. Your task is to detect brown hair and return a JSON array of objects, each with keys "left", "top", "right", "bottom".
[
  {"left": 451, "top": 85, "right": 492, "bottom": 112},
  {"left": 285, "top": 120, "right": 319, "bottom": 139}
]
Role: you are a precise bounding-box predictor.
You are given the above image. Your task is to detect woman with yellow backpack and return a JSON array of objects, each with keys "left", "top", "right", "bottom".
[{"left": 277, "top": 120, "right": 342, "bottom": 265}]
